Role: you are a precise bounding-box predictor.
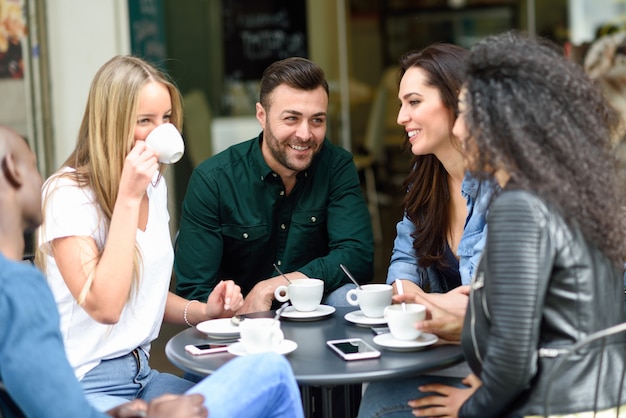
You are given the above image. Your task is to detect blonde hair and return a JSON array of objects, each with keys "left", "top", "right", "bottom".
[{"left": 36, "top": 55, "right": 183, "bottom": 299}]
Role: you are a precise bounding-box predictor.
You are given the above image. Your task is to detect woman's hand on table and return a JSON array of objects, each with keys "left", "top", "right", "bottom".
[
  {"left": 392, "top": 281, "right": 469, "bottom": 318},
  {"left": 393, "top": 291, "right": 464, "bottom": 343},
  {"left": 206, "top": 280, "right": 243, "bottom": 318},
  {"left": 409, "top": 373, "right": 480, "bottom": 417},
  {"left": 403, "top": 285, "right": 469, "bottom": 318}
]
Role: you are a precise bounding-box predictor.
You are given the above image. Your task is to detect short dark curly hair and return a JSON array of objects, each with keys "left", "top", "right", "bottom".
[{"left": 462, "top": 31, "right": 626, "bottom": 265}]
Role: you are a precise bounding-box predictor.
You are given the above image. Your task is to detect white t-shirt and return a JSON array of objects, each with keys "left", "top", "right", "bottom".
[{"left": 38, "top": 168, "right": 173, "bottom": 380}]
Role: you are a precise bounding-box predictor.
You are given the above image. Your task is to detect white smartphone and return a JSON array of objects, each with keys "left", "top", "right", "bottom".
[
  {"left": 184, "top": 343, "right": 230, "bottom": 356},
  {"left": 371, "top": 326, "right": 390, "bottom": 336},
  {"left": 326, "top": 338, "right": 381, "bottom": 361}
]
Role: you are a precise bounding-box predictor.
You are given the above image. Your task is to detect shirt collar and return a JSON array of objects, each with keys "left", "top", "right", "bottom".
[{"left": 461, "top": 172, "right": 480, "bottom": 199}]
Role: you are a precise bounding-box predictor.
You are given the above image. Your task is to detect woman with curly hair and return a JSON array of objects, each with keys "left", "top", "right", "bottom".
[{"left": 406, "top": 31, "right": 626, "bottom": 417}]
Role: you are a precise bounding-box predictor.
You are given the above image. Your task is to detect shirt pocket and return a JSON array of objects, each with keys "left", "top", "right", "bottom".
[
  {"left": 222, "top": 224, "right": 268, "bottom": 260},
  {"left": 289, "top": 210, "right": 328, "bottom": 261}
]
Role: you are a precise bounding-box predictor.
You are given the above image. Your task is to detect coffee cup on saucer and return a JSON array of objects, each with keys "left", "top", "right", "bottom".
[
  {"left": 384, "top": 303, "right": 426, "bottom": 340},
  {"left": 145, "top": 123, "right": 185, "bottom": 164},
  {"left": 274, "top": 278, "right": 324, "bottom": 312},
  {"left": 238, "top": 318, "right": 284, "bottom": 354},
  {"left": 345, "top": 284, "right": 392, "bottom": 318}
]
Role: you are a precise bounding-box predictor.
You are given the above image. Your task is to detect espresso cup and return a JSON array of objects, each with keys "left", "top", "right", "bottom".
[
  {"left": 238, "top": 318, "right": 284, "bottom": 354},
  {"left": 145, "top": 123, "right": 185, "bottom": 164},
  {"left": 345, "top": 284, "right": 393, "bottom": 318},
  {"left": 274, "top": 278, "right": 324, "bottom": 312},
  {"left": 384, "top": 303, "right": 426, "bottom": 341}
]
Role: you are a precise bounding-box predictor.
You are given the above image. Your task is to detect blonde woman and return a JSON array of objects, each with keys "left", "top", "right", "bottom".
[{"left": 36, "top": 56, "right": 245, "bottom": 412}]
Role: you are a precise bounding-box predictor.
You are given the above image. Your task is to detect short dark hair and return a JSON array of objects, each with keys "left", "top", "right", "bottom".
[{"left": 259, "top": 57, "right": 329, "bottom": 108}]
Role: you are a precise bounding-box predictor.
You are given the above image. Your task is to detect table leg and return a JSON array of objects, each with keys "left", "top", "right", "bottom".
[
  {"left": 322, "top": 386, "right": 334, "bottom": 418},
  {"left": 300, "top": 385, "right": 314, "bottom": 418}
]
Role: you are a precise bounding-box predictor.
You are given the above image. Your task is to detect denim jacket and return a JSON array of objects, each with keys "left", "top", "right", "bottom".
[{"left": 386, "top": 174, "right": 497, "bottom": 292}]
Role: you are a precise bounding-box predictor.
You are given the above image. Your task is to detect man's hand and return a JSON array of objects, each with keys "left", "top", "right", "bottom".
[
  {"left": 237, "top": 272, "right": 309, "bottom": 314},
  {"left": 236, "top": 277, "right": 283, "bottom": 314},
  {"left": 409, "top": 373, "right": 481, "bottom": 417},
  {"left": 147, "top": 394, "right": 208, "bottom": 418}
]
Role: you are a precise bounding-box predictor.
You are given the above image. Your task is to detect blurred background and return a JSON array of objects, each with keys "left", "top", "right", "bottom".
[{"left": 4, "top": 0, "right": 625, "bottom": 378}]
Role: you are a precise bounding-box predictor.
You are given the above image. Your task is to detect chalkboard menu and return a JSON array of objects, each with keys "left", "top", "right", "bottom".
[
  {"left": 128, "top": 0, "right": 167, "bottom": 70},
  {"left": 222, "top": 0, "right": 308, "bottom": 81}
]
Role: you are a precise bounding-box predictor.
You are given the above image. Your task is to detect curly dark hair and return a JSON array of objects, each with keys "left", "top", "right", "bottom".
[
  {"left": 399, "top": 43, "right": 469, "bottom": 270},
  {"left": 462, "top": 31, "right": 626, "bottom": 266}
]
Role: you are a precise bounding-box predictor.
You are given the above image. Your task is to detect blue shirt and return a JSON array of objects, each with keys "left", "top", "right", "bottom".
[
  {"left": 386, "top": 174, "right": 497, "bottom": 292},
  {"left": 0, "top": 254, "right": 106, "bottom": 418}
]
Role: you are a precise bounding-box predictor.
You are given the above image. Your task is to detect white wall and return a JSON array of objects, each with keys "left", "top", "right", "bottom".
[
  {"left": 46, "top": 0, "right": 129, "bottom": 168},
  {"left": 569, "top": 0, "right": 626, "bottom": 44}
]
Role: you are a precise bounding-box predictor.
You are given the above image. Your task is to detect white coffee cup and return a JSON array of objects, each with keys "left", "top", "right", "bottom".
[
  {"left": 238, "top": 318, "right": 284, "bottom": 354},
  {"left": 145, "top": 123, "right": 185, "bottom": 164},
  {"left": 384, "top": 303, "right": 426, "bottom": 341},
  {"left": 274, "top": 278, "right": 324, "bottom": 312},
  {"left": 345, "top": 284, "right": 393, "bottom": 318}
]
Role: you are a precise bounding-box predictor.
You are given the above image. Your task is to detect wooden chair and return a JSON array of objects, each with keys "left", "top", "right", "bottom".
[{"left": 352, "top": 78, "right": 388, "bottom": 244}]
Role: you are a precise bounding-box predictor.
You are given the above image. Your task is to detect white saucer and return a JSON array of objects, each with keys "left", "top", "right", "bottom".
[
  {"left": 280, "top": 305, "right": 336, "bottom": 321},
  {"left": 196, "top": 318, "right": 240, "bottom": 339},
  {"left": 227, "top": 339, "right": 298, "bottom": 356},
  {"left": 344, "top": 310, "right": 387, "bottom": 326},
  {"left": 373, "top": 332, "right": 438, "bottom": 352}
]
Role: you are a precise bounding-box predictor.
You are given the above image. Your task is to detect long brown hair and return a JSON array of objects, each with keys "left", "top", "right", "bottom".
[{"left": 399, "top": 44, "right": 469, "bottom": 269}]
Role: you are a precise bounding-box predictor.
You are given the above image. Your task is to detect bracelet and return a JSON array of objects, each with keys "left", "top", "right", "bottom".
[{"left": 183, "top": 300, "right": 200, "bottom": 327}]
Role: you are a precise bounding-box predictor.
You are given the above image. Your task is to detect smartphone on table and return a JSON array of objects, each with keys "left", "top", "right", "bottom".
[
  {"left": 326, "top": 338, "right": 381, "bottom": 361},
  {"left": 184, "top": 343, "right": 231, "bottom": 356}
]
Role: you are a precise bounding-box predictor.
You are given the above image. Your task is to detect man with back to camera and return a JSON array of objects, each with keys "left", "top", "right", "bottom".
[
  {"left": 0, "top": 125, "right": 207, "bottom": 418},
  {"left": 0, "top": 125, "right": 304, "bottom": 418},
  {"left": 174, "top": 57, "right": 374, "bottom": 314}
]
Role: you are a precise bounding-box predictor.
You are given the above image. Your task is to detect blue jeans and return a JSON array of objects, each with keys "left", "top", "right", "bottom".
[
  {"left": 358, "top": 376, "right": 466, "bottom": 418},
  {"left": 81, "top": 348, "right": 194, "bottom": 411},
  {"left": 187, "top": 352, "right": 304, "bottom": 418},
  {"left": 323, "top": 283, "right": 354, "bottom": 308}
]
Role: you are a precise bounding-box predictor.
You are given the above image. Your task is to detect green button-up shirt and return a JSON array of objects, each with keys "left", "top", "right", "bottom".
[{"left": 174, "top": 135, "right": 374, "bottom": 301}]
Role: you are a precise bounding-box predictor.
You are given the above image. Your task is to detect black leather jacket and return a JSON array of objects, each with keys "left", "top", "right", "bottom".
[{"left": 460, "top": 190, "right": 625, "bottom": 417}]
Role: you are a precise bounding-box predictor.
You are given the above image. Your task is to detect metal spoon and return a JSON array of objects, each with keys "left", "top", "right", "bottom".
[
  {"left": 230, "top": 314, "right": 245, "bottom": 326},
  {"left": 339, "top": 264, "right": 362, "bottom": 290},
  {"left": 273, "top": 263, "right": 292, "bottom": 284},
  {"left": 272, "top": 301, "right": 290, "bottom": 325},
  {"left": 395, "top": 279, "right": 407, "bottom": 311}
]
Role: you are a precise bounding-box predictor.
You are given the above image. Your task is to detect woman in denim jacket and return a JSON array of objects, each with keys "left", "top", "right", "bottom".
[
  {"left": 359, "top": 44, "right": 497, "bottom": 418},
  {"left": 387, "top": 174, "right": 494, "bottom": 293}
]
